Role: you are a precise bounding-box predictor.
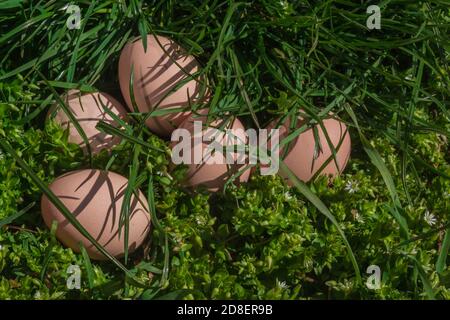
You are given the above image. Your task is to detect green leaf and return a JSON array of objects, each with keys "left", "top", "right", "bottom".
[
  {"left": 437, "top": 229, "right": 450, "bottom": 274},
  {"left": 36, "top": 70, "right": 93, "bottom": 163},
  {"left": 119, "top": 144, "right": 141, "bottom": 263},
  {"left": 407, "top": 255, "right": 436, "bottom": 300},
  {"left": 40, "top": 220, "right": 58, "bottom": 282},
  {"left": 0, "top": 202, "right": 35, "bottom": 228},
  {"left": 0, "top": 139, "right": 143, "bottom": 285},
  {"left": 96, "top": 121, "right": 165, "bottom": 152},
  {"left": 0, "top": 0, "right": 23, "bottom": 9}
]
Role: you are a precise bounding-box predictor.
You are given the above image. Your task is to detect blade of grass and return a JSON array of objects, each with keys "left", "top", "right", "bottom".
[
  {"left": 436, "top": 228, "right": 450, "bottom": 274},
  {"left": 0, "top": 202, "right": 35, "bottom": 228},
  {"left": 66, "top": 1, "right": 97, "bottom": 82},
  {"left": 40, "top": 220, "right": 58, "bottom": 282},
  {"left": 79, "top": 242, "right": 95, "bottom": 289},
  {"left": 119, "top": 143, "right": 141, "bottom": 263},
  {"left": 406, "top": 255, "right": 436, "bottom": 299},
  {"left": 146, "top": 171, "right": 162, "bottom": 232},
  {"left": 343, "top": 103, "right": 409, "bottom": 238},
  {"left": 96, "top": 121, "right": 165, "bottom": 152},
  {"left": 279, "top": 161, "right": 361, "bottom": 284},
  {"left": 161, "top": 234, "right": 170, "bottom": 287}
]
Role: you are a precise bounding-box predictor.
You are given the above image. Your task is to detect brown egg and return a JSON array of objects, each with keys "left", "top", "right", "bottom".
[
  {"left": 48, "top": 90, "right": 128, "bottom": 155},
  {"left": 267, "top": 114, "right": 351, "bottom": 184},
  {"left": 171, "top": 115, "right": 250, "bottom": 192},
  {"left": 40, "top": 169, "right": 151, "bottom": 260},
  {"left": 118, "top": 34, "right": 208, "bottom": 138}
]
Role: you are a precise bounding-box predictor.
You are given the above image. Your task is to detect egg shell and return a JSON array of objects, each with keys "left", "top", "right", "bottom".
[
  {"left": 118, "top": 34, "right": 208, "bottom": 138},
  {"left": 48, "top": 90, "right": 128, "bottom": 155},
  {"left": 40, "top": 169, "right": 151, "bottom": 260},
  {"left": 267, "top": 115, "right": 351, "bottom": 184},
  {"left": 172, "top": 115, "right": 250, "bottom": 192}
]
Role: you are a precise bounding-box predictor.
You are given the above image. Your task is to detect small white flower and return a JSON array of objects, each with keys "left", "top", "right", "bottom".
[
  {"left": 195, "top": 216, "right": 205, "bottom": 225},
  {"left": 284, "top": 191, "right": 292, "bottom": 201},
  {"left": 424, "top": 210, "right": 437, "bottom": 226},
  {"left": 352, "top": 209, "right": 364, "bottom": 223},
  {"left": 344, "top": 180, "right": 360, "bottom": 194},
  {"left": 280, "top": 0, "right": 289, "bottom": 10},
  {"left": 277, "top": 279, "right": 289, "bottom": 290},
  {"left": 34, "top": 291, "right": 41, "bottom": 299},
  {"left": 172, "top": 234, "right": 183, "bottom": 246},
  {"left": 444, "top": 191, "right": 450, "bottom": 199}
]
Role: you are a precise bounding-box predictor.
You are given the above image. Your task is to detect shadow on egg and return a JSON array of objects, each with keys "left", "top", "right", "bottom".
[
  {"left": 172, "top": 116, "right": 251, "bottom": 192},
  {"left": 118, "top": 34, "right": 210, "bottom": 137},
  {"left": 41, "top": 170, "right": 151, "bottom": 260},
  {"left": 184, "top": 162, "right": 247, "bottom": 191},
  {"left": 48, "top": 91, "right": 128, "bottom": 155},
  {"left": 141, "top": 59, "right": 202, "bottom": 108},
  {"left": 267, "top": 114, "right": 351, "bottom": 184}
]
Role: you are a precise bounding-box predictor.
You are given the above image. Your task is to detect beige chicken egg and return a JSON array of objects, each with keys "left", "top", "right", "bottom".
[
  {"left": 40, "top": 169, "right": 151, "bottom": 260},
  {"left": 267, "top": 114, "right": 351, "bottom": 184},
  {"left": 118, "top": 34, "right": 208, "bottom": 138},
  {"left": 48, "top": 90, "right": 128, "bottom": 155},
  {"left": 171, "top": 115, "right": 250, "bottom": 192}
]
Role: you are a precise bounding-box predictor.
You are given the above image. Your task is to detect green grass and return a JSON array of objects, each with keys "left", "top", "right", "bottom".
[{"left": 0, "top": 0, "right": 449, "bottom": 299}]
